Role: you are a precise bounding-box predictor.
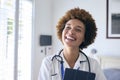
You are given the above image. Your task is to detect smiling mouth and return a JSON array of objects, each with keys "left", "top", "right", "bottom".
[{"left": 65, "top": 36, "right": 76, "bottom": 41}]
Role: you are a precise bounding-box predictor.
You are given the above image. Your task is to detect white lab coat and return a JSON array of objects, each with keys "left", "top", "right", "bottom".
[{"left": 38, "top": 51, "right": 106, "bottom": 80}]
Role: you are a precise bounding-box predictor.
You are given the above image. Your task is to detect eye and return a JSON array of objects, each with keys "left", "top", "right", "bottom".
[
  {"left": 64, "top": 26, "right": 71, "bottom": 30},
  {"left": 75, "top": 27, "right": 82, "bottom": 32}
]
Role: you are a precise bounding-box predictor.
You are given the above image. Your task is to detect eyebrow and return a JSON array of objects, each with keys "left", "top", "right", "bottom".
[{"left": 66, "top": 23, "right": 84, "bottom": 29}]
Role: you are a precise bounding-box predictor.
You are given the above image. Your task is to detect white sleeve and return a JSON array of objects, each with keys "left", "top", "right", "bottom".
[
  {"left": 38, "top": 57, "right": 52, "bottom": 80},
  {"left": 91, "top": 59, "right": 107, "bottom": 80}
]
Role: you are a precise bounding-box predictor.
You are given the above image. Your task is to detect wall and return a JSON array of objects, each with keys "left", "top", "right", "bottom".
[{"left": 32, "top": 0, "right": 53, "bottom": 80}]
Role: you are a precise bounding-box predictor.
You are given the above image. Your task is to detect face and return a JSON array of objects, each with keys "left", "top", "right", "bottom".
[{"left": 62, "top": 19, "right": 85, "bottom": 48}]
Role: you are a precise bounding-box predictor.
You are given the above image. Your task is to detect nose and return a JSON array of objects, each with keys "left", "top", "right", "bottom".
[{"left": 69, "top": 29, "right": 75, "bottom": 35}]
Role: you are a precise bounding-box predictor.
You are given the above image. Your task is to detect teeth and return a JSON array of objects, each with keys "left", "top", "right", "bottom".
[{"left": 67, "top": 36, "right": 75, "bottom": 40}]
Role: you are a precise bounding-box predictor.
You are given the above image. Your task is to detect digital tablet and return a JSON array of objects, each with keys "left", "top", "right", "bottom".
[{"left": 63, "top": 68, "right": 96, "bottom": 80}]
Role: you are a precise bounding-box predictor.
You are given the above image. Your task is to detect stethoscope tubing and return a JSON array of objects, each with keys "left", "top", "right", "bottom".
[
  {"left": 51, "top": 49, "right": 91, "bottom": 80},
  {"left": 79, "top": 50, "right": 91, "bottom": 72}
]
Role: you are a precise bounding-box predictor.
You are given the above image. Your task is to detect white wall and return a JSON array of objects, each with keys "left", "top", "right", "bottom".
[
  {"left": 32, "top": 0, "right": 53, "bottom": 80},
  {"left": 33, "top": 0, "right": 120, "bottom": 80}
]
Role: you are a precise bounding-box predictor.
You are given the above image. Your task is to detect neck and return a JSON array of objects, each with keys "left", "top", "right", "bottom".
[{"left": 63, "top": 48, "right": 79, "bottom": 68}]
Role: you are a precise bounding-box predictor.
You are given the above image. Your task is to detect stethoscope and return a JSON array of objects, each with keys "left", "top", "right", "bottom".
[{"left": 51, "top": 49, "right": 91, "bottom": 80}]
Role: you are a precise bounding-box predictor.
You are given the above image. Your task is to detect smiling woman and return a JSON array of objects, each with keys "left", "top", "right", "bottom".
[{"left": 38, "top": 7, "right": 106, "bottom": 80}]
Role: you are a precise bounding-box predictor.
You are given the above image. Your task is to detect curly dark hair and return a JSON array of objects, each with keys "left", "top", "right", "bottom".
[{"left": 56, "top": 7, "right": 97, "bottom": 49}]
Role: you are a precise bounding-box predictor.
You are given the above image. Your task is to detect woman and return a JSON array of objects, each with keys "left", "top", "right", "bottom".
[{"left": 38, "top": 7, "right": 106, "bottom": 80}]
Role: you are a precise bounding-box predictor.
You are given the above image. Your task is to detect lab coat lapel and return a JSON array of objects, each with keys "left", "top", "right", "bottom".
[{"left": 73, "top": 52, "right": 87, "bottom": 69}]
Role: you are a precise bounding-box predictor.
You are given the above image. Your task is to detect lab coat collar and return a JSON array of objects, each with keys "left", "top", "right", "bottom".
[
  {"left": 74, "top": 52, "right": 87, "bottom": 69},
  {"left": 60, "top": 51, "right": 87, "bottom": 69}
]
